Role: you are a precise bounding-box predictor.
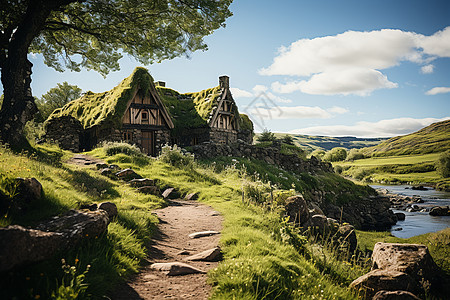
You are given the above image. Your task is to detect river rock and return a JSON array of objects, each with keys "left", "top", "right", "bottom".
[
  {"left": 372, "top": 290, "right": 420, "bottom": 300},
  {"left": 429, "top": 206, "right": 450, "bottom": 216},
  {"left": 150, "top": 262, "right": 205, "bottom": 275},
  {"left": 284, "top": 195, "right": 310, "bottom": 226},
  {"left": 395, "top": 212, "right": 406, "bottom": 221},
  {"left": 186, "top": 247, "right": 222, "bottom": 262}
]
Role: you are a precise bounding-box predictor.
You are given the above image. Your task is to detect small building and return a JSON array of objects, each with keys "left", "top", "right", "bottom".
[
  {"left": 44, "top": 67, "right": 174, "bottom": 155},
  {"left": 44, "top": 67, "right": 253, "bottom": 155},
  {"left": 156, "top": 75, "right": 254, "bottom": 146}
]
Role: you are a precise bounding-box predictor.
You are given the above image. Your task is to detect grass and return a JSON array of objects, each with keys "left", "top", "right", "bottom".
[{"left": 1, "top": 142, "right": 449, "bottom": 299}]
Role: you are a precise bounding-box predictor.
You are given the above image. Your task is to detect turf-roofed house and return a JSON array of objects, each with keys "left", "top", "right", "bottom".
[
  {"left": 44, "top": 67, "right": 174, "bottom": 156},
  {"left": 156, "top": 75, "right": 254, "bottom": 146}
]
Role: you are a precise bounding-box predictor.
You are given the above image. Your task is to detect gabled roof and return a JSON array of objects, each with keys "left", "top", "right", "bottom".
[{"left": 47, "top": 67, "right": 173, "bottom": 130}]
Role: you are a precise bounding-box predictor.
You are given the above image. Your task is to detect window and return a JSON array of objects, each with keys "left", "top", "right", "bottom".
[
  {"left": 141, "top": 111, "right": 148, "bottom": 121},
  {"left": 123, "top": 131, "right": 132, "bottom": 141}
]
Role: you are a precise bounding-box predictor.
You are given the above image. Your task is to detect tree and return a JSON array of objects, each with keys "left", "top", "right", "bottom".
[
  {"left": 280, "top": 134, "right": 294, "bottom": 145},
  {"left": 346, "top": 148, "right": 365, "bottom": 161},
  {"left": 0, "top": 0, "right": 233, "bottom": 148},
  {"left": 323, "top": 147, "right": 347, "bottom": 162},
  {"left": 436, "top": 151, "right": 450, "bottom": 178},
  {"left": 36, "top": 81, "right": 81, "bottom": 121},
  {"left": 257, "top": 128, "right": 276, "bottom": 143}
]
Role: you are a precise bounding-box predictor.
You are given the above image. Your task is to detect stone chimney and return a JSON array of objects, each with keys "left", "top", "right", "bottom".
[
  {"left": 155, "top": 81, "right": 166, "bottom": 87},
  {"left": 219, "top": 75, "right": 229, "bottom": 89}
]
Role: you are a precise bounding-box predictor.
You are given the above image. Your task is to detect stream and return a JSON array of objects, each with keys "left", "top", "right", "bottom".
[{"left": 371, "top": 184, "right": 450, "bottom": 238}]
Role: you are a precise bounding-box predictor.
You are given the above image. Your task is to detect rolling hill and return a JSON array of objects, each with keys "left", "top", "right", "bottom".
[{"left": 362, "top": 119, "right": 450, "bottom": 157}]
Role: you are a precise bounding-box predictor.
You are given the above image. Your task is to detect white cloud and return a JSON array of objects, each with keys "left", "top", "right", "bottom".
[
  {"left": 250, "top": 105, "right": 331, "bottom": 120},
  {"left": 289, "top": 117, "right": 450, "bottom": 138},
  {"left": 426, "top": 87, "right": 450, "bottom": 95},
  {"left": 252, "top": 85, "right": 268, "bottom": 94},
  {"left": 421, "top": 64, "right": 434, "bottom": 74},
  {"left": 230, "top": 87, "right": 253, "bottom": 98},
  {"left": 261, "top": 27, "right": 450, "bottom": 96},
  {"left": 327, "top": 106, "right": 349, "bottom": 114}
]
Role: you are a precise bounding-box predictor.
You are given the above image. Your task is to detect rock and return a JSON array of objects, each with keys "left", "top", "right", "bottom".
[
  {"left": 96, "top": 163, "right": 109, "bottom": 170},
  {"left": 162, "top": 187, "right": 181, "bottom": 199},
  {"left": 37, "top": 209, "right": 110, "bottom": 245},
  {"left": 129, "top": 178, "right": 157, "bottom": 188},
  {"left": 372, "top": 290, "right": 420, "bottom": 300},
  {"left": 308, "top": 202, "right": 324, "bottom": 216},
  {"left": 336, "top": 224, "right": 357, "bottom": 253},
  {"left": 284, "top": 195, "right": 310, "bottom": 226},
  {"left": 429, "top": 206, "right": 450, "bottom": 216},
  {"left": 15, "top": 177, "right": 43, "bottom": 201},
  {"left": 188, "top": 231, "right": 220, "bottom": 239},
  {"left": 80, "top": 203, "right": 98, "bottom": 211},
  {"left": 305, "top": 214, "right": 329, "bottom": 234},
  {"left": 100, "top": 168, "right": 113, "bottom": 176},
  {"left": 0, "top": 225, "right": 65, "bottom": 272},
  {"left": 186, "top": 247, "right": 222, "bottom": 262},
  {"left": 150, "top": 262, "right": 205, "bottom": 275},
  {"left": 184, "top": 192, "right": 198, "bottom": 201},
  {"left": 411, "top": 185, "right": 428, "bottom": 191},
  {"left": 177, "top": 250, "right": 190, "bottom": 255},
  {"left": 371, "top": 242, "right": 439, "bottom": 285},
  {"left": 109, "top": 164, "right": 120, "bottom": 170},
  {"left": 115, "top": 169, "right": 142, "bottom": 181},
  {"left": 350, "top": 269, "right": 419, "bottom": 299},
  {"left": 98, "top": 202, "right": 118, "bottom": 218},
  {"left": 395, "top": 212, "right": 406, "bottom": 221},
  {"left": 137, "top": 185, "right": 161, "bottom": 195}
]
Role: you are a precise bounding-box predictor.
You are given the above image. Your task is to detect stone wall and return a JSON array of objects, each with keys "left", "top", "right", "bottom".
[
  {"left": 238, "top": 129, "right": 253, "bottom": 144},
  {"left": 191, "top": 140, "right": 333, "bottom": 174},
  {"left": 209, "top": 128, "right": 238, "bottom": 144},
  {"left": 44, "top": 116, "right": 84, "bottom": 152}
]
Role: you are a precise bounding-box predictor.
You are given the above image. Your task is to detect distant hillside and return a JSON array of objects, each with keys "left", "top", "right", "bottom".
[
  {"left": 362, "top": 119, "right": 450, "bottom": 157},
  {"left": 254, "top": 133, "right": 387, "bottom": 152}
]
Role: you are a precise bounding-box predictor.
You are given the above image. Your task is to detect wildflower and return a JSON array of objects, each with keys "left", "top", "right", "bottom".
[{"left": 75, "top": 258, "right": 79, "bottom": 263}]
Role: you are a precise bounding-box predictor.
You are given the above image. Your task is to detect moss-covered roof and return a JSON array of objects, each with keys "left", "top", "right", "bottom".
[
  {"left": 239, "top": 114, "right": 254, "bottom": 131},
  {"left": 47, "top": 67, "right": 165, "bottom": 130}
]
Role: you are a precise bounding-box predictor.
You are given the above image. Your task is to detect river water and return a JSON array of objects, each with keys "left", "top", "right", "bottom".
[{"left": 371, "top": 185, "right": 450, "bottom": 238}]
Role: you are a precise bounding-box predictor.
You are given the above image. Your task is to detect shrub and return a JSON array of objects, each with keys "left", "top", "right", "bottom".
[
  {"left": 280, "top": 143, "right": 306, "bottom": 159},
  {"left": 102, "top": 141, "right": 145, "bottom": 157},
  {"left": 323, "top": 147, "right": 347, "bottom": 162},
  {"left": 346, "top": 149, "right": 365, "bottom": 161},
  {"left": 436, "top": 151, "right": 450, "bottom": 178},
  {"left": 280, "top": 135, "right": 294, "bottom": 145},
  {"left": 310, "top": 149, "right": 326, "bottom": 159},
  {"left": 158, "top": 144, "right": 194, "bottom": 169},
  {"left": 257, "top": 129, "right": 276, "bottom": 143}
]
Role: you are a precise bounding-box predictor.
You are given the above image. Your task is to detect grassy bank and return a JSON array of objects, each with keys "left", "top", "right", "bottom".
[{"left": 1, "top": 143, "right": 449, "bottom": 299}]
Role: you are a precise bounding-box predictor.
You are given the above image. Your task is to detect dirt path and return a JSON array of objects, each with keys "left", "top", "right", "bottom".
[
  {"left": 66, "top": 154, "right": 105, "bottom": 166},
  {"left": 112, "top": 199, "right": 223, "bottom": 300}
]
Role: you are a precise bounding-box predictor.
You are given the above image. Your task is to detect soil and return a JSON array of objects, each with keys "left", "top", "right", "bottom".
[{"left": 111, "top": 199, "right": 223, "bottom": 300}]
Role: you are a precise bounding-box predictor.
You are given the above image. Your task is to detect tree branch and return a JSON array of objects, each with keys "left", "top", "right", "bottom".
[{"left": 44, "top": 21, "right": 101, "bottom": 38}]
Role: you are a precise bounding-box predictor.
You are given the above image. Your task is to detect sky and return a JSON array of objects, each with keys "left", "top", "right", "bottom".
[{"left": 3, "top": 0, "right": 450, "bottom": 138}]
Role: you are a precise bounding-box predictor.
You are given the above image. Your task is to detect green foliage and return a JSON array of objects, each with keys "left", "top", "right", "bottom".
[
  {"left": 280, "top": 134, "right": 294, "bottom": 145},
  {"left": 363, "top": 119, "right": 450, "bottom": 157},
  {"left": 346, "top": 148, "right": 365, "bottom": 161},
  {"left": 436, "top": 151, "right": 450, "bottom": 178},
  {"left": 51, "top": 259, "right": 89, "bottom": 300},
  {"left": 310, "top": 149, "right": 326, "bottom": 159},
  {"left": 239, "top": 114, "right": 254, "bottom": 132},
  {"left": 323, "top": 147, "right": 347, "bottom": 162},
  {"left": 102, "top": 141, "right": 145, "bottom": 158},
  {"left": 280, "top": 143, "right": 306, "bottom": 159},
  {"left": 257, "top": 129, "right": 276, "bottom": 143},
  {"left": 36, "top": 82, "right": 82, "bottom": 122},
  {"left": 158, "top": 144, "right": 194, "bottom": 169}
]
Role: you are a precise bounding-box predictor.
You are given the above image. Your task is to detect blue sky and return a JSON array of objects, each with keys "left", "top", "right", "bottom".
[{"left": 4, "top": 0, "right": 450, "bottom": 137}]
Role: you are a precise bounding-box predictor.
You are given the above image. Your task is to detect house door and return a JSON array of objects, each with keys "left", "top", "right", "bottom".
[{"left": 141, "top": 131, "right": 155, "bottom": 156}]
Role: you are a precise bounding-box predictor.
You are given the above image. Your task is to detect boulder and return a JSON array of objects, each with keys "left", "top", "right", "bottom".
[
  {"left": 137, "top": 186, "right": 161, "bottom": 195},
  {"left": 284, "top": 195, "right": 310, "bottom": 226},
  {"left": 349, "top": 269, "right": 419, "bottom": 299},
  {"left": 15, "top": 177, "right": 42, "bottom": 200},
  {"left": 115, "top": 169, "right": 142, "bottom": 181},
  {"left": 98, "top": 202, "right": 118, "bottom": 218},
  {"left": 429, "top": 206, "right": 450, "bottom": 216},
  {"left": 96, "top": 163, "right": 109, "bottom": 170},
  {"left": 100, "top": 168, "right": 113, "bottom": 177},
  {"left": 79, "top": 203, "right": 98, "bottom": 211},
  {"left": 395, "top": 212, "right": 406, "bottom": 221},
  {"left": 184, "top": 192, "right": 199, "bottom": 201},
  {"left": 150, "top": 262, "right": 205, "bottom": 276},
  {"left": 188, "top": 231, "right": 220, "bottom": 239},
  {"left": 411, "top": 185, "right": 428, "bottom": 191},
  {"left": 162, "top": 187, "right": 181, "bottom": 199},
  {"left": 0, "top": 225, "right": 65, "bottom": 272},
  {"left": 305, "top": 214, "right": 329, "bottom": 234},
  {"left": 186, "top": 247, "right": 222, "bottom": 262},
  {"left": 371, "top": 243, "right": 439, "bottom": 285},
  {"left": 129, "top": 178, "right": 157, "bottom": 188},
  {"left": 372, "top": 290, "right": 420, "bottom": 300},
  {"left": 336, "top": 224, "right": 358, "bottom": 253}
]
